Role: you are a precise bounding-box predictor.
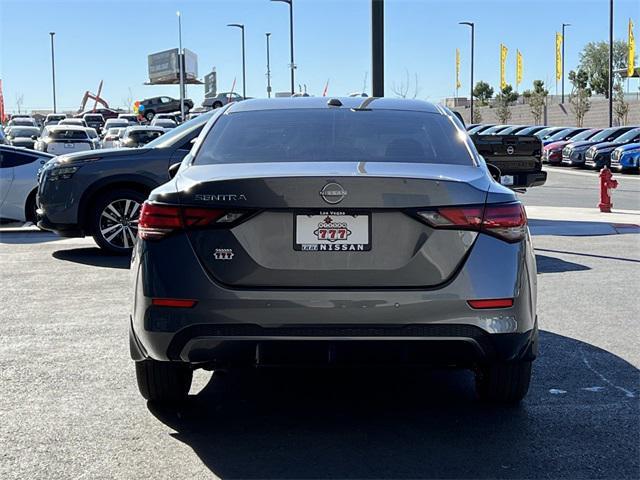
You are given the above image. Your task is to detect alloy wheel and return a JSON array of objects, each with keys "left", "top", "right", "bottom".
[{"left": 99, "top": 199, "right": 141, "bottom": 250}]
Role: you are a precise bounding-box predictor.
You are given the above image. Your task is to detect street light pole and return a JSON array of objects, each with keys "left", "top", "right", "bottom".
[
  {"left": 177, "top": 11, "right": 185, "bottom": 121},
  {"left": 459, "top": 22, "right": 474, "bottom": 123},
  {"left": 49, "top": 32, "right": 57, "bottom": 113},
  {"left": 271, "top": 0, "right": 295, "bottom": 96},
  {"left": 227, "top": 24, "right": 246, "bottom": 99},
  {"left": 561, "top": 23, "right": 571, "bottom": 104},
  {"left": 266, "top": 33, "right": 272, "bottom": 98},
  {"left": 608, "top": 0, "right": 614, "bottom": 127}
]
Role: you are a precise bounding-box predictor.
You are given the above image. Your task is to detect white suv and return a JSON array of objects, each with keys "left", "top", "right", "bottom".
[{"left": 35, "top": 126, "right": 95, "bottom": 155}]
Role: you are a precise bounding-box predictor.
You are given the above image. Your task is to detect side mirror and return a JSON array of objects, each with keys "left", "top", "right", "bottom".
[
  {"left": 486, "top": 163, "right": 501, "bottom": 183},
  {"left": 168, "top": 162, "right": 181, "bottom": 179},
  {"left": 31, "top": 135, "right": 38, "bottom": 140}
]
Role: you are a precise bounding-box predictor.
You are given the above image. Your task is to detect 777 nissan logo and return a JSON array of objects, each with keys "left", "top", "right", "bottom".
[{"left": 195, "top": 194, "right": 247, "bottom": 201}]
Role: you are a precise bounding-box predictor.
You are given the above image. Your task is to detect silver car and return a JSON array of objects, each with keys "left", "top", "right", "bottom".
[
  {"left": 0, "top": 145, "right": 53, "bottom": 222},
  {"left": 130, "top": 98, "right": 538, "bottom": 405}
]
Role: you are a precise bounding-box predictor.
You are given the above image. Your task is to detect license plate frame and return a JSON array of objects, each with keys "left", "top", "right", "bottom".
[{"left": 294, "top": 211, "right": 371, "bottom": 252}]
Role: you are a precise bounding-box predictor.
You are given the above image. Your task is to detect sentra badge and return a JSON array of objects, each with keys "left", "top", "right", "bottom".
[{"left": 195, "top": 194, "right": 247, "bottom": 202}]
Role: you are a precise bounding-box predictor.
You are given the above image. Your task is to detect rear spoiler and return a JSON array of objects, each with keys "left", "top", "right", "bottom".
[{"left": 471, "top": 134, "right": 547, "bottom": 188}]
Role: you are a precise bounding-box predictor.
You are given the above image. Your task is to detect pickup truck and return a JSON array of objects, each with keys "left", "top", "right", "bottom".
[
  {"left": 139, "top": 96, "right": 193, "bottom": 122},
  {"left": 471, "top": 134, "right": 547, "bottom": 189}
]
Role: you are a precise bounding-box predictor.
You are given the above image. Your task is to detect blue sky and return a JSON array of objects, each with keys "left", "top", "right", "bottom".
[{"left": 1, "top": 0, "right": 638, "bottom": 112}]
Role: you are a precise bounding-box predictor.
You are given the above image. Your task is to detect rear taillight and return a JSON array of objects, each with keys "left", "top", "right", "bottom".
[
  {"left": 418, "top": 202, "right": 527, "bottom": 243},
  {"left": 138, "top": 202, "right": 245, "bottom": 240}
]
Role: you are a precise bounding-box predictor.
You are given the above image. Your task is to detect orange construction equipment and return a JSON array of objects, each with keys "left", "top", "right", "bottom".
[
  {"left": 78, "top": 80, "right": 109, "bottom": 112},
  {"left": 598, "top": 166, "right": 619, "bottom": 213}
]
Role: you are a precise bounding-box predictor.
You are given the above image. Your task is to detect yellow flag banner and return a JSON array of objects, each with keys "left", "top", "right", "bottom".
[
  {"left": 500, "top": 44, "right": 508, "bottom": 89},
  {"left": 456, "top": 48, "right": 461, "bottom": 89},
  {"left": 516, "top": 50, "right": 523, "bottom": 86},
  {"left": 556, "top": 33, "right": 562, "bottom": 80},
  {"left": 629, "top": 18, "right": 636, "bottom": 77}
]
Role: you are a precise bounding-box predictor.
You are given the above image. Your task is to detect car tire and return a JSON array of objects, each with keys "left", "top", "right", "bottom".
[
  {"left": 475, "top": 360, "right": 532, "bottom": 404},
  {"left": 135, "top": 359, "right": 193, "bottom": 403},
  {"left": 25, "top": 190, "right": 38, "bottom": 223},
  {"left": 213, "top": 101, "right": 223, "bottom": 109},
  {"left": 90, "top": 189, "right": 147, "bottom": 254},
  {"left": 145, "top": 111, "right": 155, "bottom": 122}
]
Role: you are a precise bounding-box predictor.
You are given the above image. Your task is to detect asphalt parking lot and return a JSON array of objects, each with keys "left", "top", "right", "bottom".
[{"left": 1, "top": 191, "right": 639, "bottom": 479}]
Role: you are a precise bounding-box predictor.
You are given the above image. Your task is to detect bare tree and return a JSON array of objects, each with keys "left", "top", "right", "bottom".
[
  {"left": 121, "top": 87, "right": 134, "bottom": 112},
  {"left": 613, "top": 81, "right": 629, "bottom": 126},
  {"left": 568, "top": 69, "right": 592, "bottom": 127},
  {"left": 391, "top": 70, "right": 420, "bottom": 99},
  {"left": 472, "top": 108, "right": 483, "bottom": 123},
  {"left": 15, "top": 93, "right": 24, "bottom": 114}
]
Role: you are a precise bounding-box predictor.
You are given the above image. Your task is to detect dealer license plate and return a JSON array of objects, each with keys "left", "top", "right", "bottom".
[{"left": 294, "top": 212, "right": 371, "bottom": 251}]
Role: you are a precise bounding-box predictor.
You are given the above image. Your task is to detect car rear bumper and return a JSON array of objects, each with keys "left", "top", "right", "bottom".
[
  {"left": 131, "top": 232, "right": 538, "bottom": 365},
  {"left": 130, "top": 318, "right": 538, "bottom": 366}
]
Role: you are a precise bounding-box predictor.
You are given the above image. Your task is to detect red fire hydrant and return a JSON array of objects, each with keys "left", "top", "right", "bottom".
[{"left": 598, "top": 166, "right": 618, "bottom": 213}]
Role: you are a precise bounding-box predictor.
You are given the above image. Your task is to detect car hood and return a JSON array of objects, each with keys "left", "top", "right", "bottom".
[
  {"left": 57, "top": 147, "right": 151, "bottom": 163},
  {"left": 589, "top": 141, "right": 621, "bottom": 152},
  {"left": 615, "top": 142, "right": 640, "bottom": 153},
  {"left": 544, "top": 140, "right": 571, "bottom": 151},
  {"left": 569, "top": 140, "right": 604, "bottom": 150}
]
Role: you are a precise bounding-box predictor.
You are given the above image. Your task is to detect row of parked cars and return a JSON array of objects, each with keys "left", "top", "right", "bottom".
[
  {"left": 467, "top": 123, "right": 640, "bottom": 173},
  {"left": 0, "top": 111, "right": 183, "bottom": 154}
]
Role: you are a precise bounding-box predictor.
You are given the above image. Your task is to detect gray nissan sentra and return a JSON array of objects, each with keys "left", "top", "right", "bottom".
[{"left": 130, "top": 97, "right": 538, "bottom": 404}]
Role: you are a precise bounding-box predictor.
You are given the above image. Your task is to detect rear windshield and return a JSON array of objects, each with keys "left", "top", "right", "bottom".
[
  {"left": 129, "top": 131, "right": 163, "bottom": 142},
  {"left": 195, "top": 109, "right": 472, "bottom": 165},
  {"left": 48, "top": 129, "right": 89, "bottom": 140},
  {"left": 9, "top": 128, "right": 39, "bottom": 137},
  {"left": 84, "top": 115, "right": 102, "bottom": 121}
]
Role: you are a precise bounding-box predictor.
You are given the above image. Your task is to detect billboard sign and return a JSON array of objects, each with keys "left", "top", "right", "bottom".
[
  {"left": 148, "top": 48, "right": 198, "bottom": 83},
  {"left": 204, "top": 69, "right": 217, "bottom": 98}
]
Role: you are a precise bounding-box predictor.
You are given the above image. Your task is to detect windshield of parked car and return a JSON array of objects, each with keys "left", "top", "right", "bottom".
[
  {"left": 614, "top": 128, "right": 640, "bottom": 143},
  {"left": 568, "top": 129, "right": 597, "bottom": 142},
  {"left": 546, "top": 128, "right": 576, "bottom": 141},
  {"left": 589, "top": 128, "right": 621, "bottom": 142},
  {"left": 8, "top": 127, "right": 39, "bottom": 137},
  {"left": 195, "top": 109, "right": 473, "bottom": 166},
  {"left": 145, "top": 110, "right": 214, "bottom": 149}
]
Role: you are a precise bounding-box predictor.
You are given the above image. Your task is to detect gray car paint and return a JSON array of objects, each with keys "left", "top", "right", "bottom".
[{"left": 131, "top": 98, "right": 536, "bottom": 365}]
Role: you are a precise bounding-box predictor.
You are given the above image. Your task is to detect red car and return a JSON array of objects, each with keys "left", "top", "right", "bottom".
[{"left": 543, "top": 129, "right": 602, "bottom": 165}]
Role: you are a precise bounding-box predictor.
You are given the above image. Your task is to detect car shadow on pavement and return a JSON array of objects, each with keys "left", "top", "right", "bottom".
[
  {"left": 148, "top": 331, "right": 639, "bottom": 479},
  {"left": 52, "top": 247, "right": 130, "bottom": 269},
  {"left": 535, "top": 254, "right": 591, "bottom": 273}
]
